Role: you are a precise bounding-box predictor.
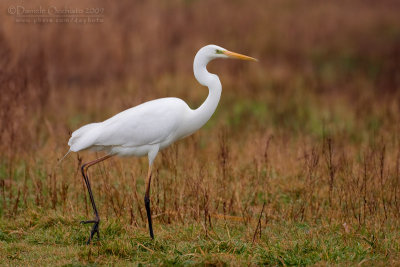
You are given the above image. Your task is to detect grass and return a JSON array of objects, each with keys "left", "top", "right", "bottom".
[
  {"left": 1, "top": 210, "right": 399, "bottom": 266},
  {"left": 2, "top": 89, "right": 400, "bottom": 265}
]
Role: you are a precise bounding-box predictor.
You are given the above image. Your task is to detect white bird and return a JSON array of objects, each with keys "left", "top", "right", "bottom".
[{"left": 67, "top": 44, "right": 256, "bottom": 244}]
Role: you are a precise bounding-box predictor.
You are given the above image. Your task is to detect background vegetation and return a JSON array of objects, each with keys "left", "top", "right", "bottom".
[{"left": 1, "top": 0, "right": 400, "bottom": 265}]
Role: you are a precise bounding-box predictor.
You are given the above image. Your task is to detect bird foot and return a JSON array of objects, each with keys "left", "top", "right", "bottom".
[{"left": 80, "top": 219, "right": 100, "bottom": 244}]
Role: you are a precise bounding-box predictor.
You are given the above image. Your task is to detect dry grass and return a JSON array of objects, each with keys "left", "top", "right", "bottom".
[{"left": 1, "top": 0, "right": 400, "bottom": 265}]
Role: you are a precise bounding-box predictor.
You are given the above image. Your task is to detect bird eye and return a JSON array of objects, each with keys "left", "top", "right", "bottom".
[{"left": 215, "top": 49, "right": 223, "bottom": 54}]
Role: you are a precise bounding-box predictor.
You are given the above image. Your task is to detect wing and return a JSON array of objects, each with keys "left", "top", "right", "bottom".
[{"left": 93, "top": 97, "right": 190, "bottom": 148}]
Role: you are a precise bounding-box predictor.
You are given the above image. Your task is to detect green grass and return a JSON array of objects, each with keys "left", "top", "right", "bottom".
[{"left": 1, "top": 210, "right": 399, "bottom": 266}]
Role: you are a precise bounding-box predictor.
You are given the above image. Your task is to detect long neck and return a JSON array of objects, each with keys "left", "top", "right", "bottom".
[{"left": 190, "top": 54, "right": 222, "bottom": 130}]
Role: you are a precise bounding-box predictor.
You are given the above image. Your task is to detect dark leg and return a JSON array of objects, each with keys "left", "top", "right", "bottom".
[
  {"left": 80, "top": 154, "right": 113, "bottom": 244},
  {"left": 144, "top": 166, "right": 154, "bottom": 239}
]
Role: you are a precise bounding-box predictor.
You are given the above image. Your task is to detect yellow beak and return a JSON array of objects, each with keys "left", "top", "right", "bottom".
[{"left": 223, "top": 50, "right": 258, "bottom": 62}]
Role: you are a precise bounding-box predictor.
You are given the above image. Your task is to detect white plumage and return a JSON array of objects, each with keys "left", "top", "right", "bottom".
[
  {"left": 67, "top": 44, "right": 256, "bottom": 243},
  {"left": 69, "top": 98, "right": 191, "bottom": 163}
]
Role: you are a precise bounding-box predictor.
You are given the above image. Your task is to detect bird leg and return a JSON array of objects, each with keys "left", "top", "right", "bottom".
[
  {"left": 144, "top": 166, "right": 154, "bottom": 239},
  {"left": 80, "top": 154, "right": 113, "bottom": 244}
]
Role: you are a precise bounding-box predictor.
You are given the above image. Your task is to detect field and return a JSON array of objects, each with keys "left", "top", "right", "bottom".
[{"left": 1, "top": 0, "right": 400, "bottom": 265}]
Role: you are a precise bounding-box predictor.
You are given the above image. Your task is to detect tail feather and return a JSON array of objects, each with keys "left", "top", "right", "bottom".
[
  {"left": 68, "top": 123, "right": 101, "bottom": 152},
  {"left": 57, "top": 149, "right": 71, "bottom": 166}
]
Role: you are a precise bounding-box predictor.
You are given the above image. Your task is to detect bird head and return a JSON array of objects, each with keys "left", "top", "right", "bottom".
[
  {"left": 193, "top": 44, "right": 257, "bottom": 86},
  {"left": 199, "top": 44, "right": 257, "bottom": 62}
]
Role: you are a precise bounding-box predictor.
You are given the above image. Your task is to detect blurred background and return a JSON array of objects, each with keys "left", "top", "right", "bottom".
[
  {"left": 1, "top": 0, "right": 399, "bottom": 154},
  {"left": 1, "top": 0, "right": 400, "bottom": 228}
]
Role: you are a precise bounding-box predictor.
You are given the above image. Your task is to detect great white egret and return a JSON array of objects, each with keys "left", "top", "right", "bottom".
[{"left": 67, "top": 44, "right": 256, "bottom": 244}]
